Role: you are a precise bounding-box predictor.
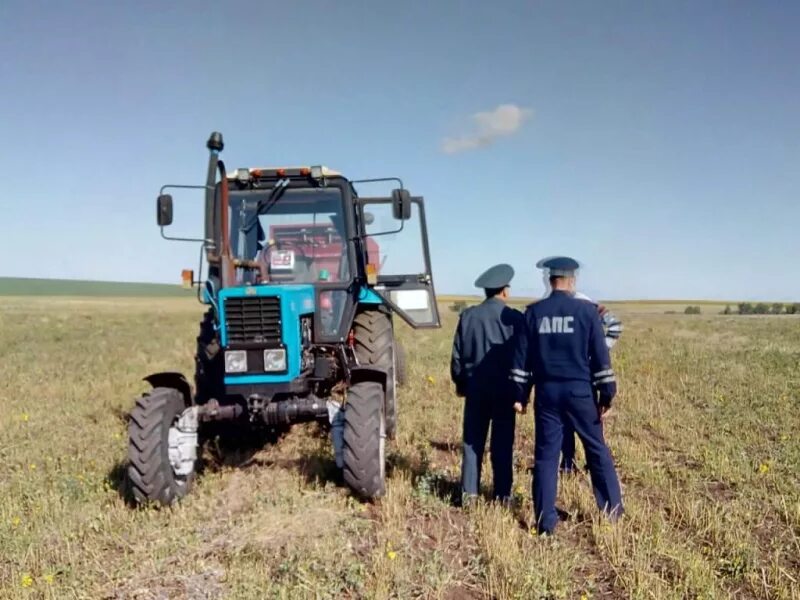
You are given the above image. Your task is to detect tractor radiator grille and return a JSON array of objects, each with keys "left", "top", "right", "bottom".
[{"left": 224, "top": 296, "right": 282, "bottom": 345}]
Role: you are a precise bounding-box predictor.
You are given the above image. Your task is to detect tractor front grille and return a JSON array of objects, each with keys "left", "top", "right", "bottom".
[{"left": 224, "top": 296, "right": 282, "bottom": 345}]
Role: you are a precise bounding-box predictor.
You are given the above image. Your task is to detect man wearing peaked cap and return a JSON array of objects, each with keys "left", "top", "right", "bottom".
[
  {"left": 474, "top": 263, "right": 515, "bottom": 290},
  {"left": 535, "top": 255, "right": 581, "bottom": 276},
  {"left": 451, "top": 264, "right": 525, "bottom": 506},
  {"left": 537, "top": 257, "right": 624, "bottom": 475},
  {"left": 510, "top": 255, "right": 623, "bottom": 534}
]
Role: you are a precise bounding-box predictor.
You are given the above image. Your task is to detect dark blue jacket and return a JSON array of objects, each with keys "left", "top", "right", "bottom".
[
  {"left": 450, "top": 298, "right": 524, "bottom": 397},
  {"left": 509, "top": 290, "right": 616, "bottom": 406}
]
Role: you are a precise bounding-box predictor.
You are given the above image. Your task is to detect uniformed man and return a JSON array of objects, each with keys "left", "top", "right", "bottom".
[
  {"left": 451, "top": 264, "right": 524, "bottom": 505},
  {"left": 537, "top": 258, "right": 624, "bottom": 474},
  {"left": 510, "top": 256, "right": 623, "bottom": 534}
]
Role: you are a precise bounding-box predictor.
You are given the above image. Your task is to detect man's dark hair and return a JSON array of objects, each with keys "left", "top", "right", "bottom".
[{"left": 485, "top": 286, "right": 506, "bottom": 299}]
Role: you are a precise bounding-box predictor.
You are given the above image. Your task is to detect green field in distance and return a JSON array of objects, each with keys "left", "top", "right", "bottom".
[{"left": 0, "top": 277, "right": 192, "bottom": 297}]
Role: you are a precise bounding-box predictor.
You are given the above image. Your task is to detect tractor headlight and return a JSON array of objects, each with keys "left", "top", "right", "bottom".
[
  {"left": 225, "top": 350, "right": 248, "bottom": 373},
  {"left": 263, "top": 348, "right": 287, "bottom": 372}
]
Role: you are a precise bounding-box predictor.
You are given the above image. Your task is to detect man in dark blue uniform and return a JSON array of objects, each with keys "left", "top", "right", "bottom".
[
  {"left": 510, "top": 256, "right": 623, "bottom": 534},
  {"left": 451, "top": 264, "right": 524, "bottom": 505},
  {"left": 536, "top": 258, "right": 625, "bottom": 475}
]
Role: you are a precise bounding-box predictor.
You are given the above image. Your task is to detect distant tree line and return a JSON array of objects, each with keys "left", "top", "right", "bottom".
[{"left": 722, "top": 303, "right": 800, "bottom": 315}]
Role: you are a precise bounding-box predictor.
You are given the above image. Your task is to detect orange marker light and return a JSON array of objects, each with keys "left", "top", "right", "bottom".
[
  {"left": 181, "top": 269, "right": 194, "bottom": 289},
  {"left": 299, "top": 167, "right": 310, "bottom": 176},
  {"left": 251, "top": 168, "right": 262, "bottom": 178},
  {"left": 276, "top": 168, "right": 286, "bottom": 177},
  {"left": 366, "top": 263, "right": 378, "bottom": 285}
]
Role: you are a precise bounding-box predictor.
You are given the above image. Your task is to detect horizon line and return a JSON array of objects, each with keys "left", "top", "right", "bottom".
[{"left": 0, "top": 276, "right": 795, "bottom": 304}]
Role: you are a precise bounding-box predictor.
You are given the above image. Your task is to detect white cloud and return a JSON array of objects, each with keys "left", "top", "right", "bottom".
[{"left": 441, "top": 103, "right": 532, "bottom": 154}]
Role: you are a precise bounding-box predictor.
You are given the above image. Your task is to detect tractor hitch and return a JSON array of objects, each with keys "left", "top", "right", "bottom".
[
  {"left": 196, "top": 398, "right": 244, "bottom": 422},
  {"left": 262, "top": 395, "right": 329, "bottom": 426}
]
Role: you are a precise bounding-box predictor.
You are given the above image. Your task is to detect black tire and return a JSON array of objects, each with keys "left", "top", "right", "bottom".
[
  {"left": 394, "top": 340, "right": 407, "bottom": 387},
  {"left": 342, "top": 381, "right": 386, "bottom": 499},
  {"left": 195, "top": 309, "right": 223, "bottom": 405},
  {"left": 352, "top": 309, "right": 397, "bottom": 439},
  {"left": 127, "top": 387, "right": 195, "bottom": 506}
]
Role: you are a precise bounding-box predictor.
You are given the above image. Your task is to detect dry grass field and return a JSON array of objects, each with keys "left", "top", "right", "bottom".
[{"left": 1, "top": 296, "right": 799, "bottom": 599}]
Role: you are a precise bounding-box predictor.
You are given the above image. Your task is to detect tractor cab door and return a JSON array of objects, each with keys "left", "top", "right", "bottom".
[{"left": 357, "top": 194, "right": 440, "bottom": 329}]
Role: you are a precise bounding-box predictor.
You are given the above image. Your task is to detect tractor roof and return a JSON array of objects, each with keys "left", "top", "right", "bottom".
[{"left": 226, "top": 165, "right": 342, "bottom": 179}]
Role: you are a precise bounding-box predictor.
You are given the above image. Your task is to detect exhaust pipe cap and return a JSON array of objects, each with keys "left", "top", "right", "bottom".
[{"left": 207, "top": 131, "right": 224, "bottom": 152}]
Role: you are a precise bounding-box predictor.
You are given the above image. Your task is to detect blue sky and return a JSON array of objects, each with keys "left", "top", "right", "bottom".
[{"left": 1, "top": 0, "right": 798, "bottom": 301}]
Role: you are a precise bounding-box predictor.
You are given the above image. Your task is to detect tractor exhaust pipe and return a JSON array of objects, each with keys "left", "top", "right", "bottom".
[
  {"left": 205, "top": 132, "right": 223, "bottom": 251},
  {"left": 204, "top": 131, "right": 234, "bottom": 287}
]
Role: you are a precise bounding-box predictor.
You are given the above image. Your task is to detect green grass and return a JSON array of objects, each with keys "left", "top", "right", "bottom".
[
  {"left": 1, "top": 297, "right": 799, "bottom": 598},
  {"left": 0, "top": 277, "right": 193, "bottom": 297}
]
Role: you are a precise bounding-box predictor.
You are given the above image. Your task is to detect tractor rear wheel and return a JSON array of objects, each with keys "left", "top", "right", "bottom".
[
  {"left": 352, "top": 309, "right": 398, "bottom": 439},
  {"left": 128, "top": 387, "right": 198, "bottom": 506},
  {"left": 342, "top": 381, "right": 386, "bottom": 499}
]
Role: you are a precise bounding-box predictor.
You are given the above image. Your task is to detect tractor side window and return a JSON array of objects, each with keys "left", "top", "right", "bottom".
[
  {"left": 359, "top": 195, "right": 440, "bottom": 329},
  {"left": 363, "top": 203, "right": 426, "bottom": 278},
  {"left": 318, "top": 290, "right": 349, "bottom": 337}
]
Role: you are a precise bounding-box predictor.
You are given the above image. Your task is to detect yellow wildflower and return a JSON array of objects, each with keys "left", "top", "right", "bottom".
[
  {"left": 20, "top": 413, "right": 29, "bottom": 422},
  {"left": 28, "top": 464, "right": 36, "bottom": 471},
  {"left": 425, "top": 375, "right": 435, "bottom": 384},
  {"left": 44, "top": 574, "right": 54, "bottom": 585},
  {"left": 758, "top": 463, "right": 769, "bottom": 474},
  {"left": 11, "top": 517, "right": 20, "bottom": 528},
  {"left": 387, "top": 550, "right": 397, "bottom": 560},
  {"left": 21, "top": 574, "right": 33, "bottom": 588}
]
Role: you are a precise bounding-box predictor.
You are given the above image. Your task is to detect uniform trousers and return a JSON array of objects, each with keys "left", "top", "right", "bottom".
[
  {"left": 461, "top": 391, "right": 516, "bottom": 500},
  {"left": 532, "top": 380, "right": 623, "bottom": 533}
]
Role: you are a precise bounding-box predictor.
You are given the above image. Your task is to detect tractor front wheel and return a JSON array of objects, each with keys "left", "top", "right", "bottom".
[
  {"left": 342, "top": 381, "right": 386, "bottom": 499},
  {"left": 127, "top": 387, "right": 199, "bottom": 506},
  {"left": 352, "top": 309, "right": 398, "bottom": 439}
]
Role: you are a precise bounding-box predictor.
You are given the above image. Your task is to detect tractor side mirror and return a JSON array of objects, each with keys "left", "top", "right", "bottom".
[
  {"left": 391, "top": 189, "right": 412, "bottom": 220},
  {"left": 157, "top": 194, "right": 174, "bottom": 226}
]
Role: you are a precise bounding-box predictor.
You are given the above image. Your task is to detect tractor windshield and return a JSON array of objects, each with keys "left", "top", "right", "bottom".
[{"left": 228, "top": 187, "right": 351, "bottom": 285}]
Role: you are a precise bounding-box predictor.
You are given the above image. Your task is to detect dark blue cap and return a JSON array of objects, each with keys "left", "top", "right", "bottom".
[
  {"left": 475, "top": 263, "right": 514, "bottom": 289},
  {"left": 536, "top": 256, "right": 580, "bottom": 277}
]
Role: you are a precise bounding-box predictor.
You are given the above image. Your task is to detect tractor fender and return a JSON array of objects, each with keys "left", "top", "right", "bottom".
[
  {"left": 349, "top": 365, "right": 387, "bottom": 389},
  {"left": 143, "top": 372, "right": 193, "bottom": 406}
]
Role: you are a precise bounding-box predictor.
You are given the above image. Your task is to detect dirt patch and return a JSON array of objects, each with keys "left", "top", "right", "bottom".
[
  {"left": 704, "top": 480, "right": 738, "bottom": 503},
  {"left": 105, "top": 567, "right": 224, "bottom": 600},
  {"left": 442, "top": 583, "right": 485, "bottom": 599}
]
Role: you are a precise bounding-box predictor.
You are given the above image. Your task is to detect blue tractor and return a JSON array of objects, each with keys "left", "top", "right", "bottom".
[{"left": 127, "top": 132, "right": 440, "bottom": 504}]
